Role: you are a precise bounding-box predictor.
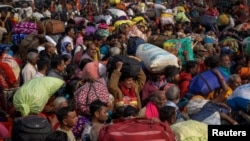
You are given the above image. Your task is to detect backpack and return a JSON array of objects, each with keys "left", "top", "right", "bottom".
[
  {"left": 127, "top": 37, "right": 145, "bottom": 55},
  {"left": 107, "top": 55, "right": 142, "bottom": 78},
  {"left": 74, "top": 78, "right": 109, "bottom": 115},
  {"left": 98, "top": 118, "right": 176, "bottom": 141},
  {"left": 12, "top": 115, "right": 52, "bottom": 141}
]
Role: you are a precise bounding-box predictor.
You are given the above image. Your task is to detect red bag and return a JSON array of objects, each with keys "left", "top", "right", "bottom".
[
  {"left": 98, "top": 118, "right": 176, "bottom": 141},
  {"left": 0, "top": 62, "right": 17, "bottom": 89},
  {"left": 74, "top": 78, "right": 109, "bottom": 115}
]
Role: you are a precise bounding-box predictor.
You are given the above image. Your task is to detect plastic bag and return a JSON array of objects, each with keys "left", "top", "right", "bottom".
[
  {"left": 136, "top": 43, "right": 179, "bottom": 73},
  {"left": 13, "top": 77, "right": 64, "bottom": 116},
  {"left": 171, "top": 120, "right": 208, "bottom": 141}
]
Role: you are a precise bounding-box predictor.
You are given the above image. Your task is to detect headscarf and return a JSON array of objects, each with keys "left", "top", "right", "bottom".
[
  {"left": 82, "top": 61, "right": 107, "bottom": 80},
  {"left": 61, "top": 41, "right": 71, "bottom": 53},
  {"left": 96, "top": 29, "right": 110, "bottom": 37}
]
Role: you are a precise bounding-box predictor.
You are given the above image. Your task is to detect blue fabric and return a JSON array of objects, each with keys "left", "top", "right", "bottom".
[
  {"left": 12, "top": 34, "right": 28, "bottom": 45},
  {"left": 191, "top": 102, "right": 228, "bottom": 121},
  {"left": 100, "top": 44, "right": 109, "bottom": 56},
  {"left": 61, "top": 41, "right": 71, "bottom": 53},
  {"left": 218, "top": 66, "right": 231, "bottom": 77},
  {"left": 188, "top": 67, "right": 229, "bottom": 96},
  {"left": 204, "top": 36, "right": 215, "bottom": 44},
  {"left": 227, "top": 97, "right": 250, "bottom": 112},
  {"left": 0, "top": 43, "right": 12, "bottom": 53}
]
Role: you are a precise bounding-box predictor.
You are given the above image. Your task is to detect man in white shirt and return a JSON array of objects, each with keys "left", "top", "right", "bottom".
[
  {"left": 22, "top": 3, "right": 33, "bottom": 18},
  {"left": 21, "top": 52, "right": 38, "bottom": 83}
]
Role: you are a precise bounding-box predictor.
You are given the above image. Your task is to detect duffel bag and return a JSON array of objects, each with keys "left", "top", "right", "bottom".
[
  {"left": 136, "top": 43, "right": 179, "bottom": 73},
  {"left": 107, "top": 55, "right": 142, "bottom": 78},
  {"left": 44, "top": 20, "right": 65, "bottom": 35},
  {"left": 74, "top": 78, "right": 109, "bottom": 115},
  {"left": 19, "top": 34, "right": 44, "bottom": 61},
  {"left": 98, "top": 118, "right": 176, "bottom": 141},
  {"left": 188, "top": 68, "right": 229, "bottom": 96}
]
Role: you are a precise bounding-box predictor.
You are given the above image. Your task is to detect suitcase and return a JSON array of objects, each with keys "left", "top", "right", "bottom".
[
  {"left": 44, "top": 20, "right": 65, "bottom": 35},
  {"left": 98, "top": 118, "right": 176, "bottom": 141}
]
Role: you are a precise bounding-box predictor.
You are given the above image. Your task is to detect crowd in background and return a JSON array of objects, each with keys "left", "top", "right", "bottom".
[{"left": 1, "top": 0, "right": 250, "bottom": 141}]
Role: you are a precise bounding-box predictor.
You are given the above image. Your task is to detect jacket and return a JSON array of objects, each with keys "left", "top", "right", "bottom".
[{"left": 108, "top": 69, "right": 146, "bottom": 109}]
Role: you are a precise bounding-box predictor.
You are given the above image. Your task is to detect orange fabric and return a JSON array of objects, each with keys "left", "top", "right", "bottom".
[
  {"left": 237, "top": 67, "right": 250, "bottom": 79},
  {"left": 116, "top": 3, "right": 126, "bottom": 11}
]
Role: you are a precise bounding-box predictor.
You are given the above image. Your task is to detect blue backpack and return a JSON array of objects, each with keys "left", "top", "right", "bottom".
[{"left": 127, "top": 37, "right": 145, "bottom": 55}]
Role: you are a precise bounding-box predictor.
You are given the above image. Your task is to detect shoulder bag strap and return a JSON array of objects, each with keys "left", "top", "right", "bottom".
[{"left": 85, "top": 80, "right": 100, "bottom": 106}]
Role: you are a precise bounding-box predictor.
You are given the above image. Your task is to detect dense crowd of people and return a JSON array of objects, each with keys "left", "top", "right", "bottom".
[{"left": 1, "top": 0, "right": 250, "bottom": 141}]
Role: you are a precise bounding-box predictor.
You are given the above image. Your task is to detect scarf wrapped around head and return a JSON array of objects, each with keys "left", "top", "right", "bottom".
[
  {"left": 82, "top": 61, "right": 107, "bottom": 80},
  {"left": 61, "top": 41, "right": 71, "bottom": 53}
]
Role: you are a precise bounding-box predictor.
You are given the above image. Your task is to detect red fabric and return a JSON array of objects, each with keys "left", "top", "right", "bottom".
[
  {"left": 98, "top": 118, "right": 176, "bottom": 141},
  {"left": 179, "top": 72, "right": 192, "bottom": 98},
  {"left": 0, "top": 122, "right": 12, "bottom": 138},
  {"left": 142, "top": 79, "right": 166, "bottom": 101},
  {"left": 197, "top": 61, "right": 207, "bottom": 73},
  {"left": 14, "top": 58, "right": 22, "bottom": 66},
  {"left": 0, "top": 62, "right": 17, "bottom": 89},
  {"left": 145, "top": 101, "right": 159, "bottom": 119},
  {"left": 142, "top": 81, "right": 159, "bottom": 101},
  {"left": 205, "top": 8, "right": 219, "bottom": 17},
  {"left": 74, "top": 78, "right": 109, "bottom": 114},
  {"left": 120, "top": 84, "right": 136, "bottom": 98}
]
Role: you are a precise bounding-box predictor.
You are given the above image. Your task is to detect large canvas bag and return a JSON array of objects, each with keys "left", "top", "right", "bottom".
[
  {"left": 136, "top": 43, "right": 179, "bottom": 73},
  {"left": 44, "top": 20, "right": 65, "bottom": 35},
  {"left": 171, "top": 120, "right": 208, "bottom": 141},
  {"left": 98, "top": 118, "right": 176, "bottom": 141},
  {"left": 107, "top": 55, "right": 141, "bottom": 78},
  {"left": 74, "top": 78, "right": 109, "bottom": 114},
  {"left": 188, "top": 68, "right": 229, "bottom": 96}
]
